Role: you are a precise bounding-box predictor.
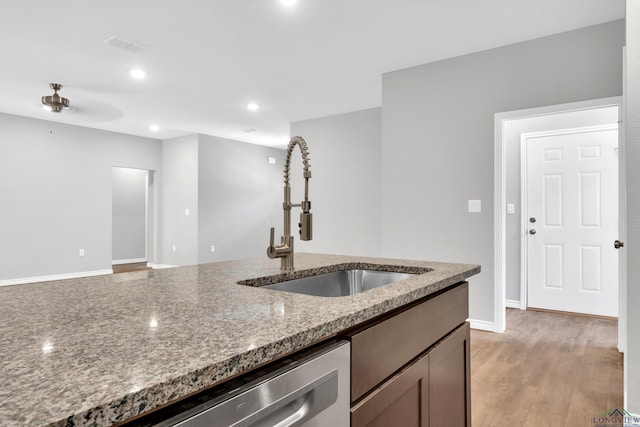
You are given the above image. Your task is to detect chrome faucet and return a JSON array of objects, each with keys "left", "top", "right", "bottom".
[{"left": 267, "top": 136, "right": 312, "bottom": 271}]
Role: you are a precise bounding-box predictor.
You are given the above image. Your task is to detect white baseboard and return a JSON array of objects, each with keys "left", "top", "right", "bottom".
[
  {"left": 468, "top": 318, "right": 500, "bottom": 332},
  {"left": 148, "top": 263, "right": 177, "bottom": 269},
  {"left": 112, "top": 258, "right": 147, "bottom": 265},
  {"left": 506, "top": 299, "right": 522, "bottom": 309},
  {"left": 0, "top": 269, "right": 114, "bottom": 287}
]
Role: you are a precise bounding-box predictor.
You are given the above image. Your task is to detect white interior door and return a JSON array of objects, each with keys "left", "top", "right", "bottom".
[{"left": 525, "top": 125, "right": 619, "bottom": 317}]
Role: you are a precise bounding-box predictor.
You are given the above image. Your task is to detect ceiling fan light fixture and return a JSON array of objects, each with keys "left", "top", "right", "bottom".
[{"left": 41, "top": 83, "right": 70, "bottom": 113}]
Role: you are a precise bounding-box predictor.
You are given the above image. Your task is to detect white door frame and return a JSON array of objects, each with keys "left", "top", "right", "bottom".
[
  {"left": 519, "top": 124, "right": 619, "bottom": 314},
  {"left": 493, "top": 96, "right": 622, "bottom": 334}
]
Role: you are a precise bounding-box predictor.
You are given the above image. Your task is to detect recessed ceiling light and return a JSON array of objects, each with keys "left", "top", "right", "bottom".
[
  {"left": 130, "top": 69, "right": 147, "bottom": 79},
  {"left": 149, "top": 124, "right": 160, "bottom": 132},
  {"left": 280, "top": 0, "right": 298, "bottom": 5},
  {"left": 247, "top": 103, "right": 260, "bottom": 111}
]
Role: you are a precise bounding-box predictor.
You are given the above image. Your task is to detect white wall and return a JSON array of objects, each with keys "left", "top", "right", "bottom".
[
  {"left": 0, "top": 113, "right": 162, "bottom": 282},
  {"left": 504, "top": 107, "right": 619, "bottom": 302},
  {"left": 197, "top": 135, "right": 285, "bottom": 263},
  {"left": 381, "top": 21, "right": 624, "bottom": 324},
  {"left": 625, "top": 0, "right": 640, "bottom": 414},
  {"left": 161, "top": 135, "right": 199, "bottom": 266},
  {"left": 291, "top": 108, "right": 382, "bottom": 257}
]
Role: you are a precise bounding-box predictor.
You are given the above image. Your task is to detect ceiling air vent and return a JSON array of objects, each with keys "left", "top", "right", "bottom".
[{"left": 102, "top": 35, "right": 145, "bottom": 53}]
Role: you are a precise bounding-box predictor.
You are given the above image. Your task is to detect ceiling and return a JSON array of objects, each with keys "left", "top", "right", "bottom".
[{"left": 0, "top": 0, "right": 625, "bottom": 147}]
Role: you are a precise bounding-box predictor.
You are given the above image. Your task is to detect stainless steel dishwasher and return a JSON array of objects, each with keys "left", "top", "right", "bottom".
[{"left": 128, "top": 340, "right": 350, "bottom": 427}]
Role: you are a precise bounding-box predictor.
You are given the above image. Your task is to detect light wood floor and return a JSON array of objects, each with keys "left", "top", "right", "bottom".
[
  {"left": 471, "top": 309, "right": 623, "bottom": 427},
  {"left": 112, "top": 262, "right": 151, "bottom": 274}
]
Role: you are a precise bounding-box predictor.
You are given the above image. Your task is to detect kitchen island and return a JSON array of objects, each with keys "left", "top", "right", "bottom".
[{"left": 0, "top": 254, "right": 479, "bottom": 426}]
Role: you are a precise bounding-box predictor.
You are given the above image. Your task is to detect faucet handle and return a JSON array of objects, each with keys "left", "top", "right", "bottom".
[{"left": 267, "top": 227, "right": 277, "bottom": 258}]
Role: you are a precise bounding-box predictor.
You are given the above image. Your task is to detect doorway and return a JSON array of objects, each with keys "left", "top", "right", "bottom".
[
  {"left": 493, "top": 97, "right": 623, "bottom": 336},
  {"left": 112, "top": 167, "right": 149, "bottom": 267},
  {"left": 522, "top": 125, "right": 619, "bottom": 317}
]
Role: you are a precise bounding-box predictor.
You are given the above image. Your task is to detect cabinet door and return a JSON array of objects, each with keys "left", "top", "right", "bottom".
[
  {"left": 429, "top": 323, "right": 471, "bottom": 427},
  {"left": 349, "top": 282, "right": 468, "bottom": 402},
  {"left": 351, "top": 352, "right": 429, "bottom": 427}
]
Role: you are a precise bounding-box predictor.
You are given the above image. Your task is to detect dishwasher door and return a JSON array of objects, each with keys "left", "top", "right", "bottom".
[{"left": 142, "top": 340, "right": 350, "bottom": 427}]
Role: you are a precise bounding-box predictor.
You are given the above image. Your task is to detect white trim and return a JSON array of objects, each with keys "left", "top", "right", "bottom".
[
  {"left": 506, "top": 299, "right": 522, "bottom": 309},
  {"left": 144, "top": 170, "right": 149, "bottom": 262},
  {"left": 619, "top": 46, "right": 627, "bottom": 356},
  {"left": 494, "top": 96, "right": 622, "bottom": 334},
  {"left": 494, "top": 112, "right": 508, "bottom": 333},
  {"left": 147, "top": 263, "right": 177, "bottom": 269},
  {"left": 0, "top": 270, "right": 114, "bottom": 287},
  {"left": 520, "top": 131, "right": 529, "bottom": 312},
  {"left": 112, "top": 258, "right": 148, "bottom": 265},
  {"left": 469, "top": 319, "right": 499, "bottom": 332}
]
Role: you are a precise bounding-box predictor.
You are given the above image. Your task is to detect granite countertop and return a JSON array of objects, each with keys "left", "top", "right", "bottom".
[{"left": 0, "top": 253, "right": 480, "bottom": 426}]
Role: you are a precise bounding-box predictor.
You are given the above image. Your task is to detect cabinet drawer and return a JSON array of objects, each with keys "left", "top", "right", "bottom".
[
  {"left": 349, "top": 282, "right": 468, "bottom": 402},
  {"left": 351, "top": 350, "right": 429, "bottom": 427}
]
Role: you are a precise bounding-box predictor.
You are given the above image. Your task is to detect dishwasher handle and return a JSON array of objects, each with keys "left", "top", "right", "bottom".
[
  {"left": 174, "top": 366, "right": 341, "bottom": 427},
  {"left": 237, "top": 369, "right": 338, "bottom": 427}
]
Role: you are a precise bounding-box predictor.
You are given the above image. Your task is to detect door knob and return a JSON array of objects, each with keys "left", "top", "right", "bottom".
[
  {"left": 529, "top": 229, "right": 537, "bottom": 235},
  {"left": 529, "top": 217, "right": 536, "bottom": 223},
  {"left": 614, "top": 240, "right": 624, "bottom": 249}
]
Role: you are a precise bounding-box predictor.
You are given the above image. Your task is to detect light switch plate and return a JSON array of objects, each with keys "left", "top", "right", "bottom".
[
  {"left": 468, "top": 200, "right": 481, "bottom": 213},
  {"left": 185, "top": 208, "right": 190, "bottom": 216},
  {"left": 507, "top": 203, "right": 515, "bottom": 215}
]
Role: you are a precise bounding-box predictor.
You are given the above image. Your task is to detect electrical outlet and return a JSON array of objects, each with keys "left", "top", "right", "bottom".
[
  {"left": 79, "top": 249, "right": 85, "bottom": 257},
  {"left": 185, "top": 208, "right": 190, "bottom": 216},
  {"left": 172, "top": 245, "right": 177, "bottom": 253},
  {"left": 210, "top": 245, "right": 215, "bottom": 253}
]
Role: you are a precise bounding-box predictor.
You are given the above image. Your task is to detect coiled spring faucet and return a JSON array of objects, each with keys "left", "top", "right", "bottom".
[{"left": 267, "top": 136, "right": 312, "bottom": 271}]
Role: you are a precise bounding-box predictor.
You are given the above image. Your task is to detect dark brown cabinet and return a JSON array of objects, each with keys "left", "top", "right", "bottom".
[
  {"left": 348, "top": 282, "right": 471, "bottom": 427},
  {"left": 429, "top": 323, "right": 471, "bottom": 427},
  {"left": 351, "top": 351, "right": 429, "bottom": 427}
]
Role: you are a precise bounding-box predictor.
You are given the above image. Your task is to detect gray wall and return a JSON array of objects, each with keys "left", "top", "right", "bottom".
[
  {"left": 197, "top": 135, "right": 285, "bottom": 263},
  {"left": 0, "top": 113, "right": 162, "bottom": 281},
  {"left": 291, "top": 108, "right": 382, "bottom": 257},
  {"left": 161, "top": 135, "right": 199, "bottom": 266},
  {"left": 161, "top": 134, "right": 285, "bottom": 266},
  {"left": 381, "top": 21, "right": 624, "bottom": 323},
  {"left": 112, "top": 167, "right": 148, "bottom": 262},
  {"left": 626, "top": 1, "right": 640, "bottom": 414},
  {"left": 504, "top": 107, "right": 619, "bottom": 302}
]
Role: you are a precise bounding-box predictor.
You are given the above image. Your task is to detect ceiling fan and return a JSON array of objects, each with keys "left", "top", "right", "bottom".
[{"left": 41, "top": 83, "right": 70, "bottom": 113}]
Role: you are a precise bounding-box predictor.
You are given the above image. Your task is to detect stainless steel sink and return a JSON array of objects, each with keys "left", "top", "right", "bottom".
[{"left": 261, "top": 269, "right": 414, "bottom": 297}]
